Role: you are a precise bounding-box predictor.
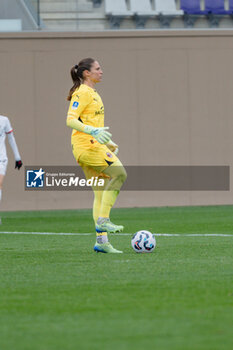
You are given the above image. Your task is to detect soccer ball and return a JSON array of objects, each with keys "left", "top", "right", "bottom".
[{"left": 131, "top": 230, "right": 156, "bottom": 253}]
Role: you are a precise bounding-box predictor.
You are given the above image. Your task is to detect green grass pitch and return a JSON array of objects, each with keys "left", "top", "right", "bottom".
[{"left": 0, "top": 205, "right": 233, "bottom": 350}]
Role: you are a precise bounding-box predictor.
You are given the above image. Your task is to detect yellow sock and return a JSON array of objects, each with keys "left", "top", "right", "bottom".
[
  {"left": 93, "top": 190, "right": 104, "bottom": 224},
  {"left": 99, "top": 190, "right": 119, "bottom": 218}
]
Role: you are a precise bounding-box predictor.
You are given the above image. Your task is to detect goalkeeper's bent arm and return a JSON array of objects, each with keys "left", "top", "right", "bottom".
[{"left": 66, "top": 115, "right": 112, "bottom": 144}]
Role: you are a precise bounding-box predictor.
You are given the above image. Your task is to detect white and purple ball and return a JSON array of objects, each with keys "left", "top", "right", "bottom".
[{"left": 131, "top": 230, "right": 156, "bottom": 253}]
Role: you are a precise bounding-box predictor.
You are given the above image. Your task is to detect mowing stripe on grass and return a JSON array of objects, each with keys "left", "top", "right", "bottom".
[{"left": 0, "top": 231, "right": 232, "bottom": 237}]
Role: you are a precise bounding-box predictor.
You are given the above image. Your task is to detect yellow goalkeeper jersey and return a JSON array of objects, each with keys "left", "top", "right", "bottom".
[{"left": 67, "top": 84, "right": 105, "bottom": 157}]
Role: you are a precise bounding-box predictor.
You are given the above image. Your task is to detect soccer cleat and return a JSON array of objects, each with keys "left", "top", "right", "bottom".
[
  {"left": 96, "top": 218, "right": 124, "bottom": 233},
  {"left": 94, "top": 242, "right": 123, "bottom": 254}
]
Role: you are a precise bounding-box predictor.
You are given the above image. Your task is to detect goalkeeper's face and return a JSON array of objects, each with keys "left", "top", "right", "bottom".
[{"left": 89, "top": 61, "right": 103, "bottom": 84}]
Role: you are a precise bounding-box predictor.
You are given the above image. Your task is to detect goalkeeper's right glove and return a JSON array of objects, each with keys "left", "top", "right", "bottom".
[
  {"left": 84, "top": 125, "right": 112, "bottom": 144},
  {"left": 106, "top": 140, "right": 119, "bottom": 155}
]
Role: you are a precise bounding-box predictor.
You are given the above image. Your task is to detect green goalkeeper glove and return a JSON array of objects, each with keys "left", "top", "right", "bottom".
[{"left": 84, "top": 125, "right": 112, "bottom": 144}]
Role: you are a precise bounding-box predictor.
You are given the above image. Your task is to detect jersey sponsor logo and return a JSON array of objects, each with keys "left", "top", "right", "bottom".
[
  {"left": 72, "top": 101, "right": 79, "bottom": 110},
  {"left": 95, "top": 106, "right": 104, "bottom": 116},
  {"left": 26, "top": 168, "right": 45, "bottom": 188}
]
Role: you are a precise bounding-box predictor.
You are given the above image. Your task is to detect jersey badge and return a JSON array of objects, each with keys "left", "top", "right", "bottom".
[
  {"left": 72, "top": 101, "right": 79, "bottom": 110},
  {"left": 106, "top": 152, "right": 113, "bottom": 158}
]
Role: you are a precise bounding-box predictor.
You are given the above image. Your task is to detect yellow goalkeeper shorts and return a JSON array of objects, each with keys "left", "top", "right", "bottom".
[{"left": 73, "top": 143, "right": 118, "bottom": 171}]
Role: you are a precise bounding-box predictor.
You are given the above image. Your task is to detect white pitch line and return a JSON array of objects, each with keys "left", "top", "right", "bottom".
[
  {"left": 0, "top": 231, "right": 91, "bottom": 236},
  {"left": 0, "top": 231, "right": 232, "bottom": 237}
]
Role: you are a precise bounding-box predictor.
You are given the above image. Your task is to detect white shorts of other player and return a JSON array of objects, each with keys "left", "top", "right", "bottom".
[{"left": 0, "top": 159, "right": 8, "bottom": 175}]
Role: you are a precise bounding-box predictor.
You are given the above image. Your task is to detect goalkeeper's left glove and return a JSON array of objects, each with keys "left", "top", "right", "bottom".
[
  {"left": 66, "top": 117, "right": 112, "bottom": 144},
  {"left": 84, "top": 125, "right": 112, "bottom": 144},
  {"left": 15, "top": 160, "right": 23, "bottom": 170},
  {"left": 106, "top": 140, "right": 119, "bottom": 155}
]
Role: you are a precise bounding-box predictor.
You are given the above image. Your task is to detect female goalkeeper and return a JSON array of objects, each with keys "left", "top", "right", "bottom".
[{"left": 66, "top": 58, "right": 127, "bottom": 254}]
